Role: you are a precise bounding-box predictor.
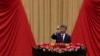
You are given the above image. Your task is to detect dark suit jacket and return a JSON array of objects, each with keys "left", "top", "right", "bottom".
[{"left": 51, "top": 33, "right": 71, "bottom": 43}]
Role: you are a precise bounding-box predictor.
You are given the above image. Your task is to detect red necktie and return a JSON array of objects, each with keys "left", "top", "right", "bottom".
[{"left": 61, "top": 34, "right": 64, "bottom": 43}]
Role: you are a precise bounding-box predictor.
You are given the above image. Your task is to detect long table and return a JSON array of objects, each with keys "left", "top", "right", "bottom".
[
  {"left": 32, "top": 43, "right": 86, "bottom": 56},
  {"left": 33, "top": 48, "right": 86, "bottom": 56}
]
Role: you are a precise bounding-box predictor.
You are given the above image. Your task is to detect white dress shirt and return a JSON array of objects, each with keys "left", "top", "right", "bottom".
[{"left": 61, "top": 33, "right": 65, "bottom": 41}]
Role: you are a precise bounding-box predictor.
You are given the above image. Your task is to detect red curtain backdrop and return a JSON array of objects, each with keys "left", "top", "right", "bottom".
[
  {"left": 72, "top": 0, "right": 100, "bottom": 56},
  {"left": 0, "top": 0, "right": 35, "bottom": 56}
]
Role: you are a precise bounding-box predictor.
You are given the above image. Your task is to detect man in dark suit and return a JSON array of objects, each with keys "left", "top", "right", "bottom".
[{"left": 51, "top": 25, "right": 71, "bottom": 43}]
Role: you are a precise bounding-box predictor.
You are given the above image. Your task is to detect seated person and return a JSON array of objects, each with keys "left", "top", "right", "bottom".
[{"left": 51, "top": 25, "right": 71, "bottom": 43}]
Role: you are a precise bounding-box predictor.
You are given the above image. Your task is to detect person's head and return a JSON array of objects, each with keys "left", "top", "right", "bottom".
[{"left": 60, "top": 25, "right": 67, "bottom": 33}]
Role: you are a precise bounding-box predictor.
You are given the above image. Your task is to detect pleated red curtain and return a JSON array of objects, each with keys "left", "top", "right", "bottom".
[
  {"left": 0, "top": 0, "right": 35, "bottom": 56},
  {"left": 72, "top": 0, "right": 100, "bottom": 56}
]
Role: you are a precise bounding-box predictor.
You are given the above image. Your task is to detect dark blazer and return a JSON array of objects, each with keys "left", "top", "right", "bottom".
[{"left": 51, "top": 33, "right": 71, "bottom": 43}]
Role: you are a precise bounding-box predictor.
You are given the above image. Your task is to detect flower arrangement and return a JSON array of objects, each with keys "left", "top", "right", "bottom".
[{"left": 33, "top": 43, "right": 86, "bottom": 54}]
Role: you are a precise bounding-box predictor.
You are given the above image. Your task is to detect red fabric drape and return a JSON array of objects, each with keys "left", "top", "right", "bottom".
[
  {"left": 72, "top": 0, "right": 100, "bottom": 56},
  {"left": 0, "top": 0, "right": 35, "bottom": 56}
]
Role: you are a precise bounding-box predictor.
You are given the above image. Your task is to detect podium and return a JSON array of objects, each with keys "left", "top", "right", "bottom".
[{"left": 33, "top": 43, "right": 86, "bottom": 56}]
